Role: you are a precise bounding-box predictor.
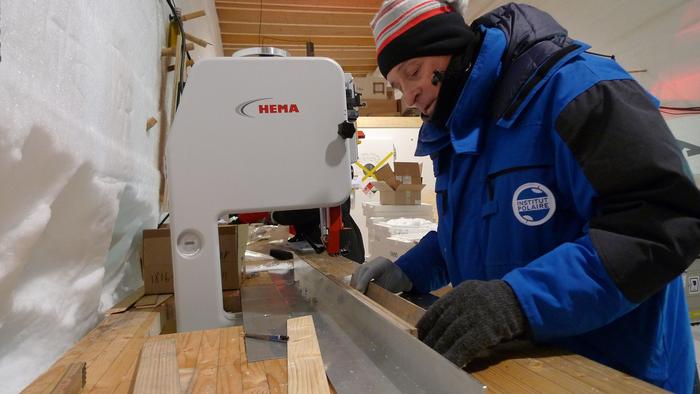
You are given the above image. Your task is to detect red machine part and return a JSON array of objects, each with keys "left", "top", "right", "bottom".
[{"left": 326, "top": 205, "right": 343, "bottom": 255}]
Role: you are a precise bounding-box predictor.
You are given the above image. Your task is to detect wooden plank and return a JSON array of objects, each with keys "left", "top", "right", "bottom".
[
  {"left": 356, "top": 116, "right": 422, "bottom": 128},
  {"left": 178, "top": 368, "right": 196, "bottom": 394},
  {"left": 511, "top": 356, "right": 600, "bottom": 393},
  {"left": 242, "top": 362, "right": 271, "bottom": 393},
  {"left": 24, "top": 312, "right": 153, "bottom": 393},
  {"left": 365, "top": 282, "right": 425, "bottom": 326},
  {"left": 84, "top": 311, "right": 162, "bottom": 392},
  {"left": 157, "top": 46, "right": 169, "bottom": 206},
  {"left": 467, "top": 341, "right": 666, "bottom": 393},
  {"left": 216, "top": 0, "right": 380, "bottom": 13},
  {"left": 431, "top": 284, "right": 452, "bottom": 298},
  {"left": 131, "top": 339, "right": 181, "bottom": 394},
  {"left": 176, "top": 331, "right": 204, "bottom": 370},
  {"left": 240, "top": 334, "right": 270, "bottom": 393},
  {"left": 134, "top": 294, "right": 159, "bottom": 308},
  {"left": 334, "top": 66, "right": 376, "bottom": 74},
  {"left": 541, "top": 354, "right": 628, "bottom": 393},
  {"left": 194, "top": 329, "right": 222, "bottom": 370},
  {"left": 106, "top": 287, "right": 145, "bottom": 314},
  {"left": 328, "top": 380, "right": 338, "bottom": 394},
  {"left": 170, "top": 33, "right": 183, "bottom": 125},
  {"left": 262, "top": 359, "right": 287, "bottom": 394},
  {"left": 188, "top": 329, "right": 221, "bottom": 393},
  {"left": 49, "top": 362, "right": 85, "bottom": 394},
  {"left": 556, "top": 354, "right": 665, "bottom": 393},
  {"left": 348, "top": 287, "right": 417, "bottom": 335},
  {"left": 287, "top": 315, "right": 330, "bottom": 394},
  {"left": 298, "top": 252, "right": 357, "bottom": 279},
  {"left": 217, "top": 8, "right": 373, "bottom": 28},
  {"left": 223, "top": 289, "right": 242, "bottom": 313},
  {"left": 219, "top": 21, "right": 369, "bottom": 37},
  {"left": 480, "top": 358, "right": 573, "bottom": 393},
  {"left": 470, "top": 362, "right": 537, "bottom": 394},
  {"left": 189, "top": 368, "right": 218, "bottom": 394},
  {"left": 22, "top": 313, "right": 132, "bottom": 393},
  {"left": 217, "top": 327, "right": 244, "bottom": 394},
  {"left": 223, "top": 47, "right": 377, "bottom": 58},
  {"left": 111, "top": 336, "right": 176, "bottom": 394},
  {"left": 324, "top": 58, "right": 377, "bottom": 66},
  {"left": 299, "top": 253, "right": 417, "bottom": 335},
  {"left": 221, "top": 33, "right": 375, "bottom": 47},
  {"left": 181, "top": 10, "right": 206, "bottom": 21}
]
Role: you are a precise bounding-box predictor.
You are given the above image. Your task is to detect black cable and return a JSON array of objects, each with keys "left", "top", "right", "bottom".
[
  {"left": 158, "top": 213, "right": 170, "bottom": 229},
  {"left": 660, "top": 110, "right": 700, "bottom": 115},
  {"left": 585, "top": 50, "right": 615, "bottom": 60},
  {"left": 659, "top": 105, "right": 700, "bottom": 115},
  {"left": 660, "top": 106, "right": 700, "bottom": 111},
  {"left": 164, "top": 0, "right": 190, "bottom": 107},
  {"left": 585, "top": 51, "right": 699, "bottom": 114}
]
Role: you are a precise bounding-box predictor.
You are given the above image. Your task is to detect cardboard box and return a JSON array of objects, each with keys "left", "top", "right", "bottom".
[
  {"left": 393, "top": 162, "right": 422, "bottom": 185},
  {"left": 136, "top": 290, "right": 242, "bottom": 334},
  {"left": 358, "top": 99, "right": 400, "bottom": 116},
  {"left": 373, "top": 162, "right": 426, "bottom": 205},
  {"left": 141, "top": 224, "right": 248, "bottom": 295}
]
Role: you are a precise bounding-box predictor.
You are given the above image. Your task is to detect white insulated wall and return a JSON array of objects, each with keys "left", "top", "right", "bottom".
[{"left": 0, "top": 1, "right": 222, "bottom": 392}]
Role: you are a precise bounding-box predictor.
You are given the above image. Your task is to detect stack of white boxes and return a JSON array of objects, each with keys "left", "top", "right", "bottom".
[{"left": 363, "top": 201, "right": 436, "bottom": 260}]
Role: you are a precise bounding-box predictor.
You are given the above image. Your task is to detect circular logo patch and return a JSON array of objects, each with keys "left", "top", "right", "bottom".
[{"left": 512, "top": 183, "right": 556, "bottom": 226}]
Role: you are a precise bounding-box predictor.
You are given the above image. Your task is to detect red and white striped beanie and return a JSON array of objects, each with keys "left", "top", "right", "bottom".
[{"left": 371, "top": 0, "right": 475, "bottom": 77}]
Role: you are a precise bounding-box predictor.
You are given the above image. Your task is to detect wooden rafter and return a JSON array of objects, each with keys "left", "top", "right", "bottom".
[{"left": 215, "top": 0, "right": 382, "bottom": 76}]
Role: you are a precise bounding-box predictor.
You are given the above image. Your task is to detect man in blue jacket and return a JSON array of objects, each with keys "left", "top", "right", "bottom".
[{"left": 350, "top": 1, "right": 700, "bottom": 392}]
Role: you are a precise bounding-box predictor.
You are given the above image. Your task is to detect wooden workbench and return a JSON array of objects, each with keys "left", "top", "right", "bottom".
[{"left": 23, "top": 239, "right": 666, "bottom": 393}]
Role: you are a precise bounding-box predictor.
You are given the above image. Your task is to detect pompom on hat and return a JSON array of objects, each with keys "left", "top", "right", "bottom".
[{"left": 371, "top": 0, "right": 476, "bottom": 77}]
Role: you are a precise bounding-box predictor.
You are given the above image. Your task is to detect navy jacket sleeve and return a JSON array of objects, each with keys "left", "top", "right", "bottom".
[
  {"left": 504, "top": 79, "right": 700, "bottom": 339},
  {"left": 395, "top": 230, "right": 450, "bottom": 293}
]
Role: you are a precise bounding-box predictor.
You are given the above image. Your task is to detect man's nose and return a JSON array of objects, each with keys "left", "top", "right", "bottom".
[{"left": 403, "top": 86, "right": 419, "bottom": 107}]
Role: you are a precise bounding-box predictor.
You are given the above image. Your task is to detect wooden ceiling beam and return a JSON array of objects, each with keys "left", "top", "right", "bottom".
[
  {"left": 335, "top": 66, "right": 375, "bottom": 75},
  {"left": 215, "top": 1, "right": 382, "bottom": 77},
  {"left": 223, "top": 47, "right": 376, "bottom": 59},
  {"left": 223, "top": 44, "right": 376, "bottom": 50},
  {"left": 216, "top": 0, "right": 381, "bottom": 12},
  {"left": 219, "top": 21, "right": 370, "bottom": 37},
  {"left": 216, "top": 7, "right": 374, "bottom": 26},
  {"left": 221, "top": 33, "right": 375, "bottom": 47}
]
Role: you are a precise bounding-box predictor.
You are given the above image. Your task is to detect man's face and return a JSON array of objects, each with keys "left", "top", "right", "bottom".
[{"left": 386, "top": 55, "right": 451, "bottom": 117}]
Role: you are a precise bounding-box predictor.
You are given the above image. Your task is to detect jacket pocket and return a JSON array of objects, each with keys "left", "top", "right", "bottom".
[{"left": 480, "top": 132, "right": 557, "bottom": 278}]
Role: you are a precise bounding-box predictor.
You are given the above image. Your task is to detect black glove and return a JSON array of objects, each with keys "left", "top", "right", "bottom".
[
  {"left": 350, "top": 256, "right": 413, "bottom": 293},
  {"left": 417, "top": 280, "right": 528, "bottom": 368}
]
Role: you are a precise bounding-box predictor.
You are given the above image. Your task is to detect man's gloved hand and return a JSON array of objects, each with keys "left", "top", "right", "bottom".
[
  {"left": 349, "top": 257, "right": 413, "bottom": 293},
  {"left": 417, "top": 280, "right": 528, "bottom": 368}
]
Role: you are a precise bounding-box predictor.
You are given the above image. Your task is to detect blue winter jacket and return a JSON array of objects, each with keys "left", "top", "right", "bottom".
[{"left": 395, "top": 4, "right": 700, "bottom": 393}]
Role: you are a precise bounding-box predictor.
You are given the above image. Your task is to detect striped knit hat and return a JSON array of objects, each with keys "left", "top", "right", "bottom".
[{"left": 371, "top": 0, "right": 476, "bottom": 77}]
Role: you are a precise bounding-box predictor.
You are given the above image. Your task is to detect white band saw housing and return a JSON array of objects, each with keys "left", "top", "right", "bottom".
[{"left": 166, "top": 57, "right": 352, "bottom": 331}]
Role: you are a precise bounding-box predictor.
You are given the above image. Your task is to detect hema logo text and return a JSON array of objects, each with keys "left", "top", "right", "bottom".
[{"left": 235, "top": 98, "right": 300, "bottom": 117}]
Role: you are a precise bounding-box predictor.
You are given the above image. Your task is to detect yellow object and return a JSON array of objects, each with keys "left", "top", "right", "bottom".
[{"left": 357, "top": 150, "right": 395, "bottom": 182}]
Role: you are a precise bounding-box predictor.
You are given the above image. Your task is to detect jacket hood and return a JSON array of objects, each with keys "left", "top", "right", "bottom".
[{"left": 473, "top": 3, "right": 584, "bottom": 123}]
